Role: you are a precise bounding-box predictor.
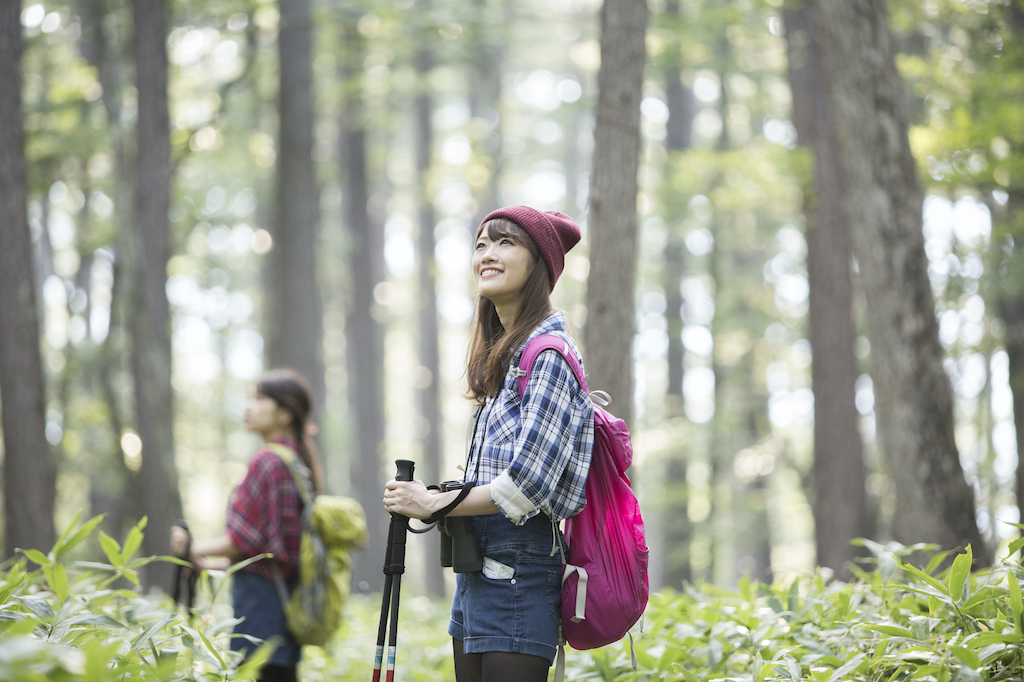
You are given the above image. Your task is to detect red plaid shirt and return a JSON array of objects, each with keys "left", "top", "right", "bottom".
[{"left": 226, "top": 438, "right": 303, "bottom": 581}]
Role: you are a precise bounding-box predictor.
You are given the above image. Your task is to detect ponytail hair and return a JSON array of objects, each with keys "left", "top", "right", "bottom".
[{"left": 256, "top": 368, "right": 326, "bottom": 494}]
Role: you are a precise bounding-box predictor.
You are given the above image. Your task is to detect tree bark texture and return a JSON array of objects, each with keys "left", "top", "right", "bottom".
[
  {"left": 415, "top": 40, "right": 445, "bottom": 597},
  {"left": 339, "top": 13, "right": 387, "bottom": 593},
  {"left": 660, "top": 0, "right": 694, "bottom": 588},
  {"left": 131, "top": 0, "right": 181, "bottom": 587},
  {"left": 784, "top": 6, "right": 870, "bottom": 579},
  {"left": 269, "top": 0, "right": 325, "bottom": 417},
  {"left": 997, "top": 193, "right": 1024, "bottom": 524},
  {"left": 584, "top": 0, "right": 648, "bottom": 427},
  {"left": 0, "top": 1, "right": 57, "bottom": 558},
  {"left": 808, "top": 0, "right": 987, "bottom": 562}
]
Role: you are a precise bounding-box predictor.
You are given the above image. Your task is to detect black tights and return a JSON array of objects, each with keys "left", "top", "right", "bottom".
[{"left": 453, "top": 638, "right": 550, "bottom": 682}]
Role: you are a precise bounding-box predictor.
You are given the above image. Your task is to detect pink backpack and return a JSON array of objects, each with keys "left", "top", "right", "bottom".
[{"left": 517, "top": 335, "right": 650, "bottom": 652}]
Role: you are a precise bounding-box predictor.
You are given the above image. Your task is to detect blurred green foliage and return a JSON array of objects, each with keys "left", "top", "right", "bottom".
[{"left": 8, "top": 514, "right": 1024, "bottom": 680}]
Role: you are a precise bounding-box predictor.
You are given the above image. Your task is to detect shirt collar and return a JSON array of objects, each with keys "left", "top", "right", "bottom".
[{"left": 514, "top": 310, "right": 567, "bottom": 362}]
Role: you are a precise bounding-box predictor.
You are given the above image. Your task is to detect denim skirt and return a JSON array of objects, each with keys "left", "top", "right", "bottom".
[
  {"left": 231, "top": 571, "right": 301, "bottom": 668},
  {"left": 448, "top": 513, "right": 564, "bottom": 663}
]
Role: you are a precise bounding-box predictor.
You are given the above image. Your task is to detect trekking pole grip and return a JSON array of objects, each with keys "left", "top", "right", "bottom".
[{"left": 394, "top": 459, "right": 415, "bottom": 483}]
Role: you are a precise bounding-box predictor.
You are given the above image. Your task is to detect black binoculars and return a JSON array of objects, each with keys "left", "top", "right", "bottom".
[{"left": 437, "top": 480, "right": 483, "bottom": 573}]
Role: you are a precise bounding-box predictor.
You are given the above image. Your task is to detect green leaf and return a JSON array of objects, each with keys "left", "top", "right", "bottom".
[
  {"left": 130, "top": 614, "right": 177, "bottom": 654},
  {"left": 1009, "top": 570, "right": 1022, "bottom": 634},
  {"left": 827, "top": 653, "right": 864, "bottom": 682},
  {"left": 956, "top": 665, "right": 983, "bottom": 682},
  {"left": 195, "top": 624, "right": 226, "bottom": 668},
  {"left": 898, "top": 560, "right": 949, "bottom": 597},
  {"left": 948, "top": 546, "right": 971, "bottom": 603},
  {"left": 53, "top": 514, "right": 105, "bottom": 560},
  {"left": 225, "top": 553, "right": 274, "bottom": 576},
  {"left": 235, "top": 639, "right": 280, "bottom": 680},
  {"left": 949, "top": 645, "right": 980, "bottom": 669},
  {"left": 181, "top": 633, "right": 221, "bottom": 667},
  {"left": 46, "top": 563, "right": 68, "bottom": 605},
  {"left": 51, "top": 509, "right": 83, "bottom": 554},
  {"left": 965, "top": 632, "right": 1022, "bottom": 647},
  {"left": 98, "top": 531, "right": 122, "bottom": 567},
  {"left": 18, "top": 548, "right": 52, "bottom": 567},
  {"left": 122, "top": 517, "right": 147, "bottom": 561},
  {"left": 861, "top": 624, "right": 914, "bottom": 638},
  {"left": 1006, "top": 537, "right": 1024, "bottom": 558},
  {"left": 670, "top": 663, "right": 702, "bottom": 682},
  {"left": 16, "top": 594, "right": 54, "bottom": 620}
]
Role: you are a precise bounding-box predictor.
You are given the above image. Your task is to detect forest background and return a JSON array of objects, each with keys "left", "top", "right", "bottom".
[{"left": 0, "top": 0, "right": 1022, "bottom": 606}]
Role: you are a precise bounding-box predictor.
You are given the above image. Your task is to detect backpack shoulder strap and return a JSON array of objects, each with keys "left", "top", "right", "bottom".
[
  {"left": 517, "top": 334, "right": 589, "bottom": 397},
  {"left": 264, "top": 442, "right": 314, "bottom": 507}
]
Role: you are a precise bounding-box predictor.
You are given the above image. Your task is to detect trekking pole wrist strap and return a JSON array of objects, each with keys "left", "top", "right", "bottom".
[{"left": 426, "top": 482, "right": 476, "bottom": 524}]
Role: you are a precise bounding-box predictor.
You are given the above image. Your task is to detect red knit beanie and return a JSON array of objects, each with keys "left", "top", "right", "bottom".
[{"left": 479, "top": 206, "right": 582, "bottom": 290}]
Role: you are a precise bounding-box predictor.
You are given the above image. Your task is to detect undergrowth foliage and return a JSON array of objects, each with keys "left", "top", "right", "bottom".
[{"left": 4, "top": 515, "right": 1024, "bottom": 681}]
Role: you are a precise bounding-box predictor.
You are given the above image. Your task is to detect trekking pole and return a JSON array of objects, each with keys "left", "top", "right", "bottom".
[{"left": 373, "top": 459, "right": 415, "bottom": 682}]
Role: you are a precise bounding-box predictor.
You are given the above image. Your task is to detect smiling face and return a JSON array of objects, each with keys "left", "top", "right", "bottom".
[{"left": 473, "top": 223, "right": 537, "bottom": 309}]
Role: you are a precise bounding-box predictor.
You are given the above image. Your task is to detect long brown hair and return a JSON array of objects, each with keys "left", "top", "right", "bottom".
[
  {"left": 256, "top": 369, "right": 326, "bottom": 494},
  {"left": 467, "top": 218, "right": 553, "bottom": 401}
]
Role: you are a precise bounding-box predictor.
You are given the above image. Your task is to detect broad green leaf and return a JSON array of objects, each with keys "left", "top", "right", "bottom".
[
  {"left": 54, "top": 514, "right": 105, "bottom": 560},
  {"left": 16, "top": 594, "right": 54, "bottom": 620},
  {"left": 966, "top": 632, "right": 1022, "bottom": 647},
  {"left": 949, "top": 646, "right": 980, "bottom": 669},
  {"left": 1006, "top": 537, "right": 1024, "bottom": 558},
  {"left": 956, "top": 666, "right": 983, "bottom": 682},
  {"left": 98, "top": 531, "right": 122, "bottom": 567},
  {"left": 948, "top": 546, "right": 971, "bottom": 603},
  {"left": 1009, "top": 570, "right": 1022, "bottom": 634},
  {"left": 70, "top": 614, "right": 127, "bottom": 628},
  {"left": 45, "top": 563, "right": 68, "bottom": 605},
  {"left": 18, "top": 548, "right": 51, "bottom": 567}
]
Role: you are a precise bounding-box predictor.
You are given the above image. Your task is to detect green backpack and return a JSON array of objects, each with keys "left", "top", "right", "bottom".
[{"left": 266, "top": 444, "right": 367, "bottom": 647}]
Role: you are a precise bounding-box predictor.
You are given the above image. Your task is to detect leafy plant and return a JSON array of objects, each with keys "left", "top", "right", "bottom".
[
  {"left": 0, "top": 512, "right": 273, "bottom": 681},
  {"left": 560, "top": 540, "right": 1024, "bottom": 681}
]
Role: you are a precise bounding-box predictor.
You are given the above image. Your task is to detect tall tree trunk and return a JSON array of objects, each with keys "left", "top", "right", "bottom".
[
  {"left": 468, "top": 0, "right": 503, "bottom": 224},
  {"left": 131, "top": 0, "right": 181, "bottom": 587},
  {"left": 269, "top": 0, "right": 325, "bottom": 422},
  {"left": 585, "top": 0, "right": 648, "bottom": 427},
  {"left": 340, "top": 9, "right": 387, "bottom": 595},
  {"left": 999, "top": 193, "right": 1024, "bottom": 524},
  {"left": 79, "top": 0, "right": 134, "bottom": 542},
  {"left": 660, "top": 0, "right": 695, "bottom": 589},
  {"left": 0, "top": 0, "right": 57, "bottom": 559},
  {"left": 415, "top": 35, "right": 445, "bottom": 597},
  {"left": 784, "top": 6, "right": 869, "bottom": 579},
  {"left": 808, "top": 0, "right": 987, "bottom": 564}
]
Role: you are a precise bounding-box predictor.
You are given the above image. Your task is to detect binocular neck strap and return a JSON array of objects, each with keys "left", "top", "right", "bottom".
[{"left": 427, "top": 482, "right": 476, "bottom": 524}]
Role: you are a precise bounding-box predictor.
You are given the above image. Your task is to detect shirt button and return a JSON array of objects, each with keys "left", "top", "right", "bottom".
[{"left": 511, "top": 579, "right": 516, "bottom": 584}]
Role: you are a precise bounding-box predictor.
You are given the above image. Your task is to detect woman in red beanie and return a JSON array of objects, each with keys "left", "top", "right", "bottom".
[{"left": 384, "top": 206, "right": 595, "bottom": 682}]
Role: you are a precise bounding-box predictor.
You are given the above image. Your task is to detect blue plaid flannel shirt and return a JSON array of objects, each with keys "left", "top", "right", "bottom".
[{"left": 466, "top": 311, "right": 595, "bottom": 525}]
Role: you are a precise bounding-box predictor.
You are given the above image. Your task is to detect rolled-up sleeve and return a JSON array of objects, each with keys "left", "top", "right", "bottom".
[{"left": 490, "top": 349, "right": 594, "bottom": 524}]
